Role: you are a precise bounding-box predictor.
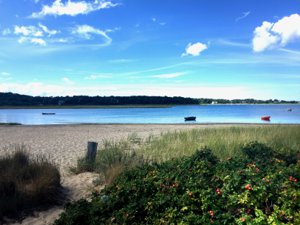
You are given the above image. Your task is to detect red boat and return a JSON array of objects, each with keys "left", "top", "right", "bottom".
[{"left": 261, "top": 116, "right": 271, "bottom": 121}]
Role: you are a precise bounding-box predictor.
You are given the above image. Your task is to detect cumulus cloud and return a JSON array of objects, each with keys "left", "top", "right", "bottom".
[
  {"left": 182, "top": 42, "right": 208, "bottom": 57},
  {"left": 14, "top": 25, "right": 43, "bottom": 37},
  {"left": 72, "top": 24, "right": 112, "bottom": 45},
  {"left": 13, "top": 24, "right": 58, "bottom": 46},
  {"left": 152, "top": 72, "right": 186, "bottom": 79},
  {"left": 253, "top": 14, "right": 300, "bottom": 52},
  {"left": 31, "top": 38, "right": 47, "bottom": 46},
  {"left": 31, "top": 0, "right": 119, "bottom": 18},
  {"left": 14, "top": 24, "right": 58, "bottom": 37},
  {"left": 17, "top": 37, "right": 46, "bottom": 46}
]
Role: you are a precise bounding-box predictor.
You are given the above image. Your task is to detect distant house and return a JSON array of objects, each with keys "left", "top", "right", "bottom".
[{"left": 211, "top": 101, "right": 218, "bottom": 104}]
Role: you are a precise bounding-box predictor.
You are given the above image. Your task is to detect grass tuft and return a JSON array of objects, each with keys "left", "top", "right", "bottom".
[{"left": 0, "top": 146, "right": 62, "bottom": 222}]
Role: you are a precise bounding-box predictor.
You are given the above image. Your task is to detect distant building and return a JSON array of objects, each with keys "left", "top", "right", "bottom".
[{"left": 211, "top": 101, "right": 218, "bottom": 104}]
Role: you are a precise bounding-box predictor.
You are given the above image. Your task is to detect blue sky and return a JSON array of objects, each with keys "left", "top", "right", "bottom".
[{"left": 0, "top": 0, "right": 300, "bottom": 100}]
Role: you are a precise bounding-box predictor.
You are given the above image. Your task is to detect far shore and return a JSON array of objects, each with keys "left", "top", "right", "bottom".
[{"left": 0, "top": 103, "right": 299, "bottom": 109}]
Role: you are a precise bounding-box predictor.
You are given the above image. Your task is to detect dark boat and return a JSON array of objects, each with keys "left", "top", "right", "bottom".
[
  {"left": 42, "top": 113, "right": 56, "bottom": 115},
  {"left": 261, "top": 116, "right": 271, "bottom": 121},
  {"left": 287, "top": 108, "right": 292, "bottom": 112},
  {"left": 184, "top": 116, "right": 196, "bottom": 121}
]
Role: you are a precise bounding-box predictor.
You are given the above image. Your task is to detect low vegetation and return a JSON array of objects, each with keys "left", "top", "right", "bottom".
[
  {"left": 0, "top": 122, "right": 22, "bottom": 125},
  {"left": 55, "top": 142, "right": 300, "bottom": 224},
  {"left": 71, "top": 139, "right": 148, "bottom": 184},
  {"left": 138, "top": 125, "right": 300, "bottom": 162},
  {"left": 0, "top": 147, "right": 62, "bottom": 222}
]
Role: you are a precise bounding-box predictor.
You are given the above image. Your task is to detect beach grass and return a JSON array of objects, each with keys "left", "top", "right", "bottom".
[
  {"left": 137, "top": 125, "right": 300, "bottom": 162},
  {"left": 0, "top": 146, "right": 62, "bottom": 221},
  {"left": 73, "top": 125, "right": 300, "bottom": 183},
  {"left": 71, "top": 139, "right": 147, "bottom": 185}
]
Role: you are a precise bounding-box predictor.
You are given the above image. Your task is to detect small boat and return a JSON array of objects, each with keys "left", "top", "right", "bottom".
[
  {"left": 184, "top": 116, "right": 196, "bottom": 121},
  {"left": 261, "top": 116, "right": 271, "bottom": 121},
  {"left": 287, "top": 108, "right": 292, "bottom": 112},
  {"left": 42, "top": 112, "right": 56, "bottom": 115}
]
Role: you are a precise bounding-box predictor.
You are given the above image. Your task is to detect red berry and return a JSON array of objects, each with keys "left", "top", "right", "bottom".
[{"left": 245, "top": 184, "right": 252, "bottom": 190}]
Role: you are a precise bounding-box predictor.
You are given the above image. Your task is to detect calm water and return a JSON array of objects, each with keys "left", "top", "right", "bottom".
[{"left": 0, "top": 105, "right": 300, "bottom": 125}]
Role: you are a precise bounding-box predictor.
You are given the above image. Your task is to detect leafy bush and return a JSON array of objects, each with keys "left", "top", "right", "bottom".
[
  {"left": 0, "top": 149, "right": 62, "bottom": 222},
  {"left": 55, "top": 142, "right": 300, "bottom": 224}
]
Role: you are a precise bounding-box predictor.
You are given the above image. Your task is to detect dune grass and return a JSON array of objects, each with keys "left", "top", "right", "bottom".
[
  {"left": 137, "top": 125, "right": 300, "bottom": 162},
  {"left": 73, "top": 125, "right": 300, "bottom": 185},
  {"left": 72, "top": 138, "right": 147, "bottom": 185},
  {"left": 0, "top": 146, "right": 62, "bottom": 221}
]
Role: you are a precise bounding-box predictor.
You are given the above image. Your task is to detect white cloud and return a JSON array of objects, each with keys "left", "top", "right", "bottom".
[
  {"left": 72, "top": 25, "right": 112, "bottom": 45},
  {"left": 85, "top": 74, "right": 112, "bottom": 80},
  {"left": 62, "top": 77, "right": 75, "bottom": 85},
  {"left": 1, "top": 72, "right": 10, "bottom": 76},
  {"left": 236, "top": 11, "right": 250, "bottom": 22},
  {"left": 2, "top": 28, "right": 11, "bottom": 36},
  {"left": 38, "top": 23, "right": 58, "bottom": 36},
  {"left": 31, "top": 0, "right": 119, "bottom": 18},
  {"left": 152, "top": 72, "right": 186, "bottom": 79},
  {"left": 253, "top": 14, "right": 300, "bottom": 52},
  {"left": 0, "top": 82, "right": 272, "bottom": 100},
  {"left": 14, "top": 24, "right": 58, "bottom": 37},
  {"left": 31, "top": 38, "right": 46, "bottom": 46},
  {"left": 14, "top": 25, "right": 43, "bottom": 37},
  {"left": 182, "top": 42, "right": 208, "bottom": 57},
  {"left": 13, "top": 24, "right": 59, "bottom": 46},
  {"left": 17, "top": 37, "right": 46, "bottom": 46}
]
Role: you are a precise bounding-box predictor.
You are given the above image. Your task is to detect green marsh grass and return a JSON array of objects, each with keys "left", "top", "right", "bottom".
[
  {"left": 73, "top": 125, "right": 300, "bottom": 183},
  {"left": 137, "top": 125, "right": 300, "bottom": 162}
]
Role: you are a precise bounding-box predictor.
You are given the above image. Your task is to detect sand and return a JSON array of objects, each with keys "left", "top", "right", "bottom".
[{"left": 0, "top": 124, "right": 254, "bottom": 225}]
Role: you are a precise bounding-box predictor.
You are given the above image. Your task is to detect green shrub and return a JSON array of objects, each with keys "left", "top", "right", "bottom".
[
  {"left": 241, "top": 141, "right": 274, "bottom": 161},
  {"left": 55, "top": 142, "right": 300, "bottom": 224},
  {"left": 0, "top": 148, "right": 62, "bottom": 222}
]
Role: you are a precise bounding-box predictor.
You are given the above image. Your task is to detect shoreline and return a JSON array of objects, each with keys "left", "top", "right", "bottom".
[
  {"left": 0, "top": 103, "right": 299, "bottom": 109},
  {"left": 1, "top": 122, "right": 300, "bottom": 127}
]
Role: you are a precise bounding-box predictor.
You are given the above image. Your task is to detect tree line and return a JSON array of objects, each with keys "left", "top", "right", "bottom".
[{"left": 0, "top": 92, "right": 298, "bottom": 106}]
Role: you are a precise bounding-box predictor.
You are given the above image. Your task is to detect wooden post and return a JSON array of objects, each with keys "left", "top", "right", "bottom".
[{"left": 86, "top": 141, "right": 98, "bottom": 162}]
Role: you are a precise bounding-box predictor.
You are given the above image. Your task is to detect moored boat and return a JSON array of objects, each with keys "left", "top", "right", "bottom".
[
  {"left": 42, "top": 113, "right": 56, "bottom": 115},
  {"left": 184, "top": 116, "right": 196, "bottom": 121},
  {"left": 261, "top": 116, "right": 271, "bottom": 121}
]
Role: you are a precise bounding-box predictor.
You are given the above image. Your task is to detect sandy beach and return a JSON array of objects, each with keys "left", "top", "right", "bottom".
[
  {"left": 0, "top": 123, "right": 259, "bottom": 225},
  {"left": 0, "top": 124, "right": 254, "bottom": 174}
]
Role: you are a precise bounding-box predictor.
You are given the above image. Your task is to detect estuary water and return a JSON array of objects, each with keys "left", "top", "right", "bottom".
[{"left": 0, "top": 104, "right": 299, "bottom": 125}]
